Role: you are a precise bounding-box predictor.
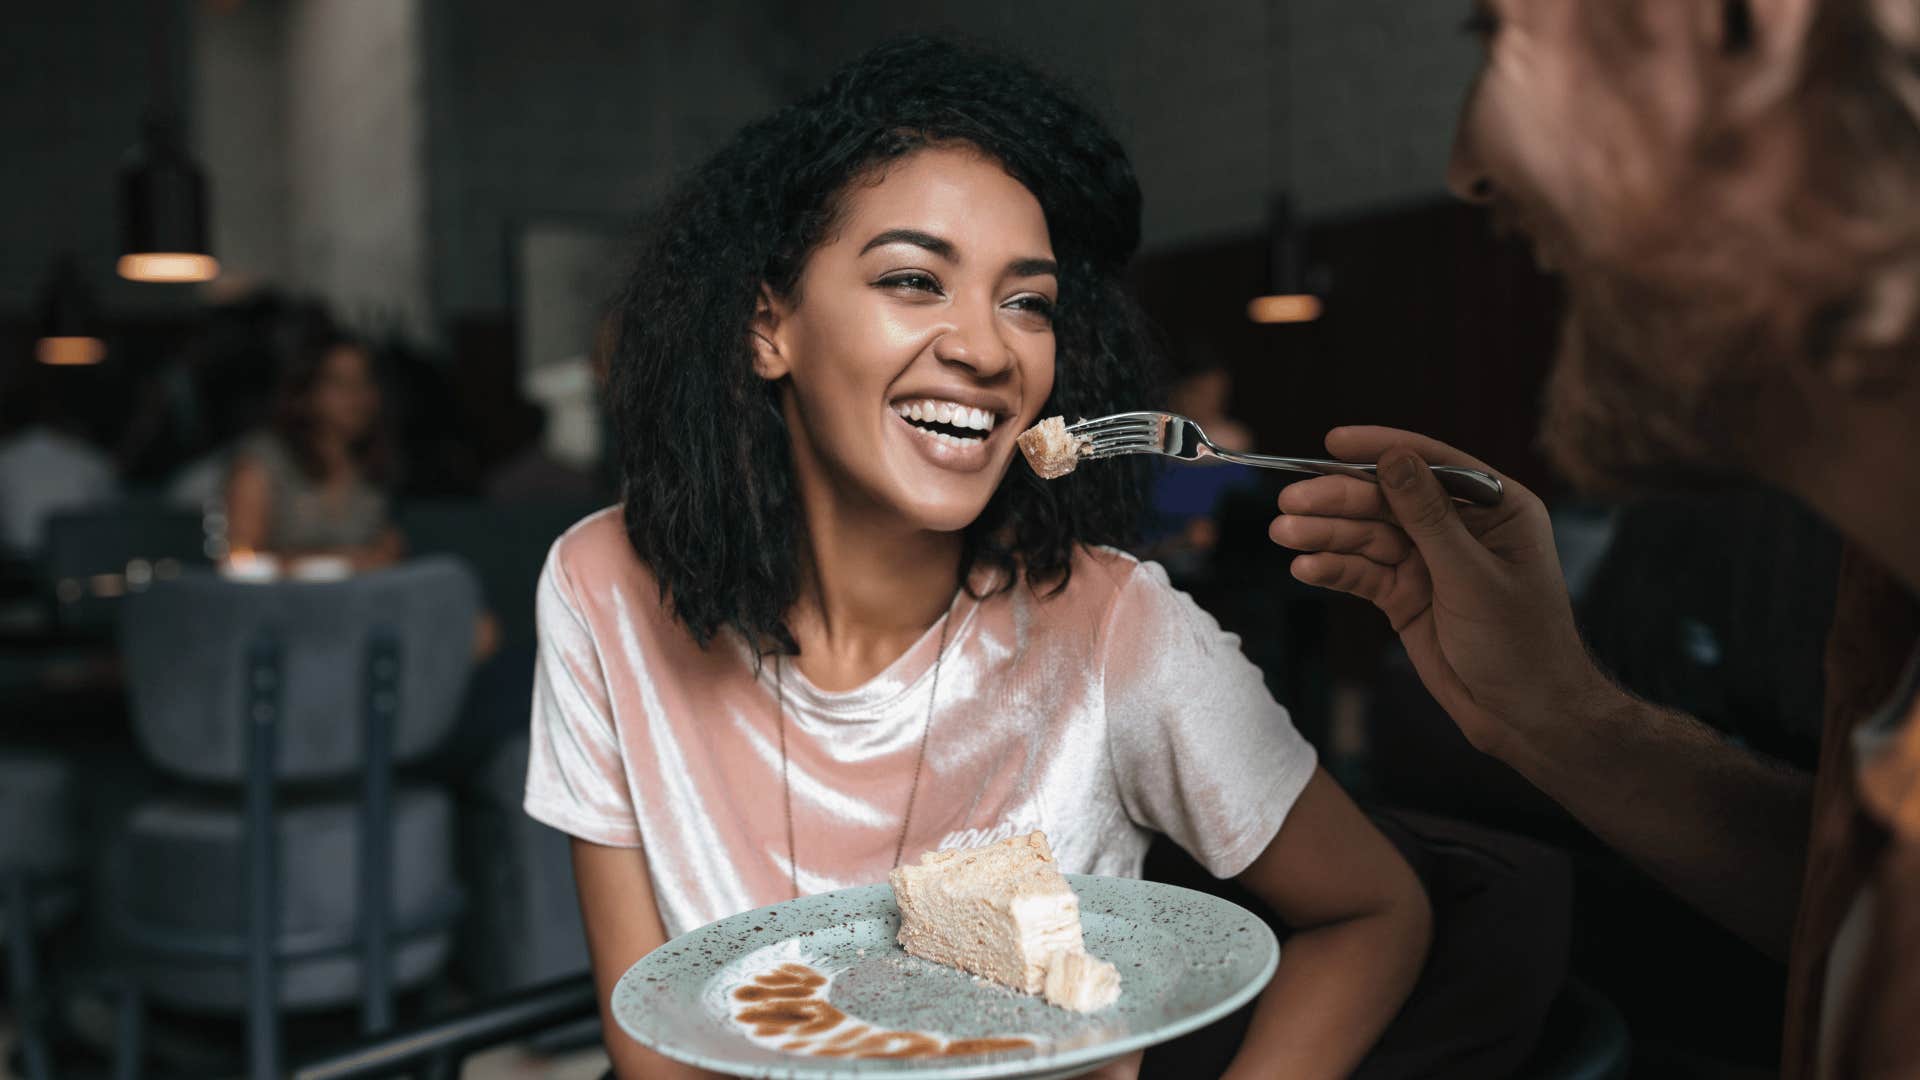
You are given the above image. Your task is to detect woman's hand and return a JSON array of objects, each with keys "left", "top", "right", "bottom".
[{"left": 1268, "top": 426, "right": 1616, "bottom": 760}]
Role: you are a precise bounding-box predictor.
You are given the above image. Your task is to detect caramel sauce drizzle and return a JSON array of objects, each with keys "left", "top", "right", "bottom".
[{"left": 730, "top": 964, "right": 1034, "bottom": 1060}]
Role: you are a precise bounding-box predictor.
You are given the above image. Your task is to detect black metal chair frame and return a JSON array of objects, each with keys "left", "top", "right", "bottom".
[
  {"left": 3, "top": 868, "right": 73, "bottom": 1080},
  {"left": 292, "top": 974, "right": 598, "bottom": 1080},
  {"left": 112, "top": 625, "right": 464, "bottom": 1079}
]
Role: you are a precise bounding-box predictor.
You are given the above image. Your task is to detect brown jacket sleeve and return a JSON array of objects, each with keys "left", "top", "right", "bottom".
[
  {"left": 1839, "top": 837, "right": 1920, "bottom": 1077},
  {"left": 1783, "top": 545, "right": 1920, "bottom": 1080}
]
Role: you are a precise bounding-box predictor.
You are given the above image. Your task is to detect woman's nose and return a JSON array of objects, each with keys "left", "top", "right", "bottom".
[{"left": 933, "top": 300, "right": 1015, "bottom": 378}]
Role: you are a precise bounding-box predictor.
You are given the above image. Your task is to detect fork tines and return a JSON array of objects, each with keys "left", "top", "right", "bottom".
[{"left": 1066, "top": 412, "right": 1161, "bottom": 460}]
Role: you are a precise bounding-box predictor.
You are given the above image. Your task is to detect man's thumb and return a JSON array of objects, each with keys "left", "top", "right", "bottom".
[{"left": 1379, "top": 450, "right": 1478, "bottom": 562}]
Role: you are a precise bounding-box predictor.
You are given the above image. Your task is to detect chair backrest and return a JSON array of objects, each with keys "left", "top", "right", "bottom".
[
  {"left": 397, "top": 499, "right": 602, "bottom": 655},
  {"left": 120, "top": 557, "right": 482, "bottom": 783}
]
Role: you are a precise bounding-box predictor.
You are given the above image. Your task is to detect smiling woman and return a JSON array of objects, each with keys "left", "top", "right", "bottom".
[{"left": 525, "top": 35, "right": 1431, "bottom": 1080}]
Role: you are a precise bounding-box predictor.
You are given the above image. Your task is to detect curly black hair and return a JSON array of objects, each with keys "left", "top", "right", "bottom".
[{"left": 609, "top": 35, "right": 1160, "bottom": 655}]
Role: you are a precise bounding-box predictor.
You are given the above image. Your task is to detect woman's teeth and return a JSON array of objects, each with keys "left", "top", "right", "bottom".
[{"left": 892, "top": 399, "right": 997, "bottom": 440}]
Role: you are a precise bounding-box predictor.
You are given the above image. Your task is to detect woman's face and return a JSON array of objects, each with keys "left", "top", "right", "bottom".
[
  {"left": 309, "top": 345, "right": 380, "bottom": 441},
  {"left": 755, "top": 146, "right": 1058, "bottom": 534}
]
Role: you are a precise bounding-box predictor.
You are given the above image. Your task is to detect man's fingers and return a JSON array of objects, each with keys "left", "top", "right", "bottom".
[
  {"left": 1275, "top": 475, "right": 1388, "bottom": 520},
  {"left": 1324, "top": 426, "right": 1502, "bottom": 475},
  {"left": 1374, "top": 449, "right": 1487, "bottom": 578},
  {"left": 1289, "top": 552, "right": 1399, "bottom": 610},
  {"left": 1269, "top": 515, "right": 1414, "bottom": 565}
]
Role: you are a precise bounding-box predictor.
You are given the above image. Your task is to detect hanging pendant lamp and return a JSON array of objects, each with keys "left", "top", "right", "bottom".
[
  {"left": 117, "top": 111, "right": 219, "bottom": 284},
  {"left": 1248, "top": 192, "right": 1323, "bottom": 324},
  {"left": 36, "top": 257, "right": 108, "bottom": 366},
  {"left": 1248, "top": 0, "right": 1322, "bottom": 325}
]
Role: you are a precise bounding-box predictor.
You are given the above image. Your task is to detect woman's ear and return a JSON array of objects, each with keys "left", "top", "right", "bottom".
[{"left": 750, "top": 285, "right": 791, "bottom": 381}]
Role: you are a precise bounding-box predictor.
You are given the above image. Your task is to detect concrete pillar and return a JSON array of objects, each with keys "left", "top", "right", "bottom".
[
  {"left": 285, "top": 0, "right": 432, "bottom": 340},
  {"left": 194, "top": 0, "right": 432, "bottom": 339}
]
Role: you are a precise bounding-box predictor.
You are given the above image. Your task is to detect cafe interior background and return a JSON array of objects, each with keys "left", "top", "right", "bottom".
[{"left": 0, "top": 1, "right": 1834, "bottom": 1077}]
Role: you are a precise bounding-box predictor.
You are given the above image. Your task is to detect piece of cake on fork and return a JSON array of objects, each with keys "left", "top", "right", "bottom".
[
  {"left": 1016, "top": 416, "right": 1085, "bottom": 479},
  {"left": 889, "top": 831, "right": 1121, "bottom": 1012}
]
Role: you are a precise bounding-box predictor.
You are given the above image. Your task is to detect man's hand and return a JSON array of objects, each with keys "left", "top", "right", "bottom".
[
  {"left": 1270, "top": 426, "right": 1814, "bottom": 957},
  {"left": 1268, "top": 426, "right": 1617, "bottom": 759}
]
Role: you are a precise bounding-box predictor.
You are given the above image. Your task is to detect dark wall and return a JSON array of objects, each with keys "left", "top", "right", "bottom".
[
  {"left": 426, "top": 0, "right": 787, "bottom": 319},
  {"left": 1133, "top": 200, "right": 1565, "bottom": 495},
  {"left": 3, "top": 0, "right": 198, "bottom": 318}
]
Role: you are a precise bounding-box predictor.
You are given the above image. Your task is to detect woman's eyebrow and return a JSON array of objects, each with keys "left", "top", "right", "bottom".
[
  {"left": 1008, "top": 257, "right": 1058, "bottom": 279},
  {"left": 860, "top": 228, "right": 957, "bottom": 260}
]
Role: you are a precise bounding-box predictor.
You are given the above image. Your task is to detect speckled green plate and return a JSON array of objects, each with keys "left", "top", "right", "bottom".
[{"left": 610, "top": 875, "right": 1279, "bottom": 1079}]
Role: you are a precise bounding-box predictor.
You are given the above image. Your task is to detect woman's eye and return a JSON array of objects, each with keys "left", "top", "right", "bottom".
[
  {"left": 1006, "top": 294, "right": 1055, "bottom": 321},
  {"left": 878, "top": 272, "right": 942, "bottom": 295}
]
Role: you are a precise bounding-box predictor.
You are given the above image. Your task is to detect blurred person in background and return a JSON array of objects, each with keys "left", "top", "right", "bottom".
[
  {"left": 1272, "top": 1, "right": 1920, "bottom": 1074},
  {"left": 120, "top": 291, "right": 306, "bottom": 501},
  {"left": 488, "top": 310, "right": 617, "bottom": 503},
  {"left": 1142, "top": 358, "right": 1257, "bottom": 578},
  {"left": 484, "top": 356, "right": 605, "bottom": 503},
  {"left": 0, "top": 356, "right": 119, "bottom": 560},
  {"left": 225, "top": 322, "right": 404, "bottom": 570}
]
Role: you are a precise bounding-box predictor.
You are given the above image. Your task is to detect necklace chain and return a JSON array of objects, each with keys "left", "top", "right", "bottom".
[{"left": 774, "top": 593, "right": 957, "bottom": 901}]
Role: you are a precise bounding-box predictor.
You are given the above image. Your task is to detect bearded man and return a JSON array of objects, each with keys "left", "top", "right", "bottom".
[{"left": 1270, "top": 1, "right": 1920, "bottom": 1075}]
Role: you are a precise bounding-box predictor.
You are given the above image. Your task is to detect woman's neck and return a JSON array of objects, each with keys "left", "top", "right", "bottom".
[{"left": 788, "top": 495, "right": 965, "bottom": 693}]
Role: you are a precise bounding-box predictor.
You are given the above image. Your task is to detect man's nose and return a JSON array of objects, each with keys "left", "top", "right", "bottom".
[{"left": 1447, "top": 118, "right": 1496, "bottom": 206}]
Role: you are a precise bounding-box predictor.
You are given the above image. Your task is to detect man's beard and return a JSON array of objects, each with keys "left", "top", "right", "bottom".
[{"left": 1539, "top": 261, "right": 1778, "bottom": 497}]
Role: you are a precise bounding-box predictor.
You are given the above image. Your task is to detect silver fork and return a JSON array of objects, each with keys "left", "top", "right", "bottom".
[{"left": 1070, "top": 411, "right": 1504, "bottom": 506}]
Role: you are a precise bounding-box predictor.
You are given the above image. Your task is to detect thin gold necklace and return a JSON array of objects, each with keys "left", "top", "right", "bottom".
[{"left": 774, "top": 592, "right": 958, "bottom": 901}]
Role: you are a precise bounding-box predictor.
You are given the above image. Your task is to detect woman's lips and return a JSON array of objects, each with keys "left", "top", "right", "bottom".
[{"left": 889, "top": 408, "right": 995, "bottom": 472}]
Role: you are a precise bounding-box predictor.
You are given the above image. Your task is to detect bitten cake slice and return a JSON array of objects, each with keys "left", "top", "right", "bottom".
[
  {"left": 889, "top": 831, "right": 1121, "bottom": 1013},
  {"left": 1017, "top": 416, "right": 1084, "bottom": 479}
]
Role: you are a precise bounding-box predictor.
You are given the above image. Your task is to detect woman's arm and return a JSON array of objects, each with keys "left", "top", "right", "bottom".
[
  {"left": 225, "top": 456, "right": 274, "bottom": 554},
  {"left": 571, "top": 838, "right": 728, "bottom": 1080},
  {"left": 348, "top": 524, "right": 406, "bottom": 571},
  {"left": 1222, "top": 767, "right": 1432, "bottom": 1080}
]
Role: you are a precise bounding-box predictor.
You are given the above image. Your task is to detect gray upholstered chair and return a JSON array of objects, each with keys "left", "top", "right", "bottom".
[
  {"left": 1, "top": 751, "right": 80, "bottom": 1080},
  {"left": 105, "top": 557, "right": 481, "bottom": 1078},
  {"left": 458, "top": 734, "right": 590, "bottom": 994}
]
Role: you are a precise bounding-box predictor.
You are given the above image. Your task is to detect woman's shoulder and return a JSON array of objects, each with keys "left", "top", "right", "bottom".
[
  {"left": 1020, "top": 544, "right": 1170, "bottom": 624},
  {"left": 1066, "top": 543, "right": 1168, "bottom": 598},
  {"left": 545, "top": 506, "right": 658, "bottom": 597},
  {"left": 540, "top": 507, "right": 740, "bottom": 673},
  {"left": 234, "top": 429, "right": 295, "bottom": 473}
]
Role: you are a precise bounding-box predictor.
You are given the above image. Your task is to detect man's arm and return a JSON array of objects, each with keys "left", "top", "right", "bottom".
[
  {"left": 1270, "top": 426, "right": 1812, "bottom": 958},
  {"left": 1501, "top": 687, "right": 1813, "bottom": 958}
]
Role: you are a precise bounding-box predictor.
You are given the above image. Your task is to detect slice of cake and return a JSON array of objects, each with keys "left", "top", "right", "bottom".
[
  {"left": 889, "top": 832, "right": 1121, "bottom": 1013},
  {"left": 1017, "top": 416, "right": 1084, "bottom": 479}
]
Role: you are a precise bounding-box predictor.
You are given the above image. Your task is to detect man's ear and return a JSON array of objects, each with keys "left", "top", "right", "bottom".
[{"left": 750, "top": 284, "right": 791, "bottom": 381}]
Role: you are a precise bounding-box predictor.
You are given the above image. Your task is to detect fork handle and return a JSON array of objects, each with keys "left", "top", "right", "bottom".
[{"left": 1211, "top": 451, "right": 1505, "bottom": 506}]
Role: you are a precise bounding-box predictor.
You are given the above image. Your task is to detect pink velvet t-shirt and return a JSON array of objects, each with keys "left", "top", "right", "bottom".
[{"left": 524, "top": 508, "right": 1317, "bottom": 938}]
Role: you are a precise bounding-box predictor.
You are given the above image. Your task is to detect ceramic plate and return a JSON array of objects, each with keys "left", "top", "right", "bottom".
[{"left": 610, "top": 875, "right": 1279, "bottom": 1079}]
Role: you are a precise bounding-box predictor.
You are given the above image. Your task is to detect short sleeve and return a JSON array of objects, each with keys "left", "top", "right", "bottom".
[
  {"left": 1101, "top": 560, "right": 1317, "bottom": 879},
  {"left": 523, "top": 541, "right": 644, "bottom": 847}
]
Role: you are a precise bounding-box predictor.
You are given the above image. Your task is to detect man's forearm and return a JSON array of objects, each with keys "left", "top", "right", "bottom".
[{"left": 1502, "top": 687, "right": 1814, "bottom": 958}]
